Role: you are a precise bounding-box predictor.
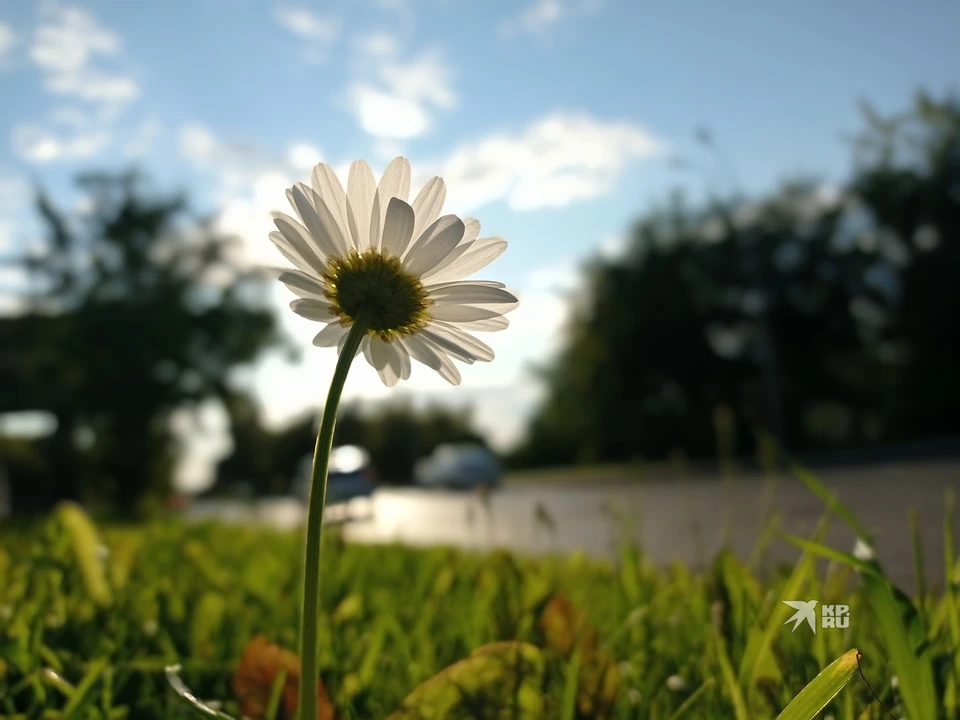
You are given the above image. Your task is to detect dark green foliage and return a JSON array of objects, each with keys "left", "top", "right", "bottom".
[
  {"left": 514, "top": 92, "right": 960, "bottom": 467},
  {"left": 0, "top": 171, "right": 280, "bottom": 514}
]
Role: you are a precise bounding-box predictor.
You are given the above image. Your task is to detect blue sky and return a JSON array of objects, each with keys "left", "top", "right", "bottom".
[{"left": 1, "top": 0, "right": 958, "bottom": 489}]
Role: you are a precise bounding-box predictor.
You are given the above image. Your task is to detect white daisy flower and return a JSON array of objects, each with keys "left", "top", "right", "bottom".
[{"left": 269, "top": 156, "right": 518, "bottom": 386}]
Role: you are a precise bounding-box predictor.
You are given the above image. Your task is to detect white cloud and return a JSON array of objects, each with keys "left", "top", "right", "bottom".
[
  {"left": 12, "top": 110, "right": 109, "bottom": 163},
  {"left": 598, "top": 233, "right": 627, "bottom": 259},
  {"left": 178, "top": 123, "right": 269, "bottom": 187},
  {"left": 179, "top": 124, "right": 218, "bottom": 165},
  {"left": 349, "top": 85, "right": 430, "bottom": 139},
  {"left": 354, "top": 31, "right": 399, "bottom": 59},
  {"left": 123, "top": 117, "right": 163, "bottom": 158},
  {"left": 0, "top": 23, "right": 16, "bottom": 66},
  {"left": 29, "top": 5, "right": 138, "bottom": 110},
  {"left": 275, "top": 7, "right": 339, "bottom": 63},
  {"left": 500, "top": 0, "right": 603, "bottom": 38},
  {"left": 429, "top": 113, "right": 661, "bottom": 213},
  {"left": 347, "top": 49, "right": 456, "bottom": 139},
  {"left": 288, "top": 143, "right": 323, "bottom": 170}
]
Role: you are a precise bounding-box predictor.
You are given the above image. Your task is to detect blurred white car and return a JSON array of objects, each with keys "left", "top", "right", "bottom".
[
  {"left": 413, "top": 443, "right": 502, "bottom": 489},
  {"left": 293, "top": 444, "right": 376, "bottom": 505}
]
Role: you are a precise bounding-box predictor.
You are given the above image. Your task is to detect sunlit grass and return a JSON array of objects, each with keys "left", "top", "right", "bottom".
[{"left": 0, "top": 479, "right": 957, "bottom": 719}]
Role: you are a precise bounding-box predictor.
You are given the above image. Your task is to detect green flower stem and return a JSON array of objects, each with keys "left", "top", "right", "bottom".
[{"left": 298, "top": 314, "right": 369, "bottom": 720}]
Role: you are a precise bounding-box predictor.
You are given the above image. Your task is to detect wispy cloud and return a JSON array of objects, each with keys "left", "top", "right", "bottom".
[
  {"left": 353, "top": 30, "right": 399, "bottom": 59},
  {"left": 275, "top": 6, "right": 340, "bottom": 63},
  {"left": 499, "top": 0, "right": 603, "bottom": 39},
  {"left": 12, "top": 107, "right": 110, "bottom": 163},
  {"left": 0, "top": 22, "right": 16, "bottom": 67},
  {"left": 287, "top": 142, "right": 323, "bottom": 170},
  {"left": 426, "top": 113, "right": 662, "bottom": 213},
  {"left": 347, "top": 42, "right": 456, "bottom": 140},
  {"left": 29, "top": 4, "right": 139, "bottom": 110},
  {"left": 122, "top": 117, "right": 163, "bottom": 159}
]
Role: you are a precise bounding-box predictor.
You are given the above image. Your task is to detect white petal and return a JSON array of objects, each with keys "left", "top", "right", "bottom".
[
  {"left": 346, "top": 199, "right": 363, "bottom": 256},
  {"left": 380, "top": 198, "right": 416, "bottom": 258},
  {"left": 435, "top": 351, "right": 462, "bottom": 384},
  {"left": 347, "top": 160, "right": 376, "bottom": 250},
  {"left": 362, "top": 335, "right": 377, "bottom": 367},
  {"left": 369, "top": 191, "right": 382, "bottom": 251},
  {"left": 410, "top": 177, "right": 446, "bottom": 245},
  {"left": 370, "top": 337, "right": 403, "bottom": 387},
  {"left": 377, "top": 157, "right": 411, "bottom": 212},
  {"left": 293, "top": 184, "right": 350, "bottom": 257},
  {"left": 397, "top": 342, "right": 411, "bottom": 380},
  {"left": 290, "top": 298, "right": 335, "bottom": 322},
  {"left": 429, "top": 285, "right": 518, "bottom": 305},
  {"left": 403, "top": 215, "right": 465, "bottom": 277},
  {"left": 311, "top": 164, "right": 351, "bottom": 249},
  {"left": 423, "top": 238, "right": 508, "bottom": 284},
  {"left": 419, "top": 327, "right": 479, "bottom": 364},
  {"left": 273, "top": 213, "right": 334, "bottom": 266},
  {"left": 421, "top": 336, "right": 469, "bottom": 383},
  {"left": 461, "top": 218, "right": 481, "bottom": 245},
  {"left": 402, "top": 334, "right": 443, "bottom": 370},
  {"left": 416, "top": 220, "right": 480, "bottom": 279},
  {"left": 430, "top": 304, "right": 504, "bottom": 322},
  {"left": 425, "top": 279, "right": 506, "bottom": 291},
  {"left": 269, "top": 231, "right": 325, "bottom": 276},
  {"left": 278, "top": 270, "right": 330, "bottom": 300},
  {"left": 370, "top": 336, "right": 390, "bottom": 369},
  {"left": 405, "top": 335, "right": 462, "bottom": 385},
  {"left": 455, "top": 316, "right": 510, "bottom": 332},
  {"left": 429, "top": 321, "right": 495, "bottom": 361},
  {"left": 419, "top": 240, "right": 473, "bottom": 281},
  {"left": 312, "top": 323, "right": 348, "bottom": 347},
  {"left": 341, "top": 333, "right": 367, "bottom": 358}
]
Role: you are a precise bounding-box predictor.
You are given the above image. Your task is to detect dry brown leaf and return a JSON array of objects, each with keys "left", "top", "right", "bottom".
[{"left": 232, "top": 635, "right": 335, "bottom": 720}]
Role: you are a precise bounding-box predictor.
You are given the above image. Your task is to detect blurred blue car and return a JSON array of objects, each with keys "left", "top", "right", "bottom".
[
  {"left": 293, "top": 445, "right": 376, "bottom": 505},
  {"left": 413, "top": 443, "right": 502, "bottom": 489}
]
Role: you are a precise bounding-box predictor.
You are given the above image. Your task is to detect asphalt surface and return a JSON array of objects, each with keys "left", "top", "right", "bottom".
[{"left": 186, "top": 459, "right": 960, "bottom": 590}]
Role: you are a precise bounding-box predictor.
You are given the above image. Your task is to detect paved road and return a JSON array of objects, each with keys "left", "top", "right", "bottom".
[{"left": 187, "top": 459, "right": 960, "bottom": 590}]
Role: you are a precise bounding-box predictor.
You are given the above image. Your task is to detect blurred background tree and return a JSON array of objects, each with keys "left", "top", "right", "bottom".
[
  {"left": 0, "top": 171, "right": 280, "bottom": 515},
  {"left": 511, "top": 91, "right": 960, "bottom": 467}
]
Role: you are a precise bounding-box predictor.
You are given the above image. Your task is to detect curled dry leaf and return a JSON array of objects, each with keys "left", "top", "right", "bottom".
[
  {"left": 232, "top": 635, "right": 334, "bottom": 720},
  {"left": 539, "top": 594, "right": 620, "bottom": 717}
]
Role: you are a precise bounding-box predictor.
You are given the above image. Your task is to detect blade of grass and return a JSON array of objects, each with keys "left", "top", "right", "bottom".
[
  {"left": 779, "top": 534, "right": 883, "bottom": 580},
  {"left": 945, "top": 489, "right": 959, "bottom": 720},
  {"left": 264, "top": 668, "right": 287, "bottom": 720},
  {"left": 861, "top": 573, "right": 938, "bottom": 720},
  {"left": 666, "top": 678, "right": 716, "bottom": 720},
  {"left": 61, "top": 659, "right": 107, "bottom": 719},
  {"left": 164, "top": 665, "right": 237, "bottom": 719},
  {"left": 789, "top": 464, "right": 873, "bottom": 543},
  {"left": 739, "top": 516, "right": 827, "bottom": 690},
  {"left": 713, "top": 628, "right": 748, "bottom": 720},
  {"left": 909, "top": 508, "right": 927, "bottom": 626},
  {"left": 775, "top": 648, "right": 860, "bottom": 720},
  {"left": 560, "top": 640, "right": 583, "bottom": 720}
]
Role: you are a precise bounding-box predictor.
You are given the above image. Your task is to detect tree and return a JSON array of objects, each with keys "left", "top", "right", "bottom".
[
  {"left": 514, "top": 91, "right": 960, "bottom": 468},
  {"left": 0, "top": 170, "right": 280, "bottom": 514}
]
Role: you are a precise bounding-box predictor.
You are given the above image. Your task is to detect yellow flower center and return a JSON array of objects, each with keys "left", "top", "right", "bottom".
[{"left": 323, "top": 251, "right": 432, "bottom": 339}]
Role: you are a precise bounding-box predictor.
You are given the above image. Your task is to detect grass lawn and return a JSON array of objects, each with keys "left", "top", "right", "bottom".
[{"left": 0, "top": 492, "right": 957, "bottom": 719}]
